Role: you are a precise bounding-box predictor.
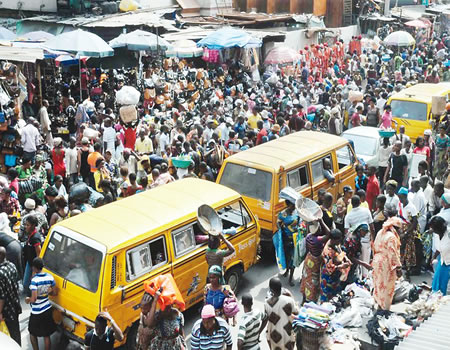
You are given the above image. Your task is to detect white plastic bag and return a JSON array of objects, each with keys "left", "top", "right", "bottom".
[
  {"left": 116, "top": 86, "right": 140, "bottom": 105},
  {"left": 266, "top": 73, "right": 278, "bottom": 85},
  {"left": 332, "top": 307, "right": 362, "bottom": 328}
]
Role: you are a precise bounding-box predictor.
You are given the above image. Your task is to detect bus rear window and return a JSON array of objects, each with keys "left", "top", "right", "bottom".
[
  {"left": 219, "top": 163, "right": 272, "bottom": 202},
  {"left": 391, "top": 100, "right": 427, "bottom": 121}
]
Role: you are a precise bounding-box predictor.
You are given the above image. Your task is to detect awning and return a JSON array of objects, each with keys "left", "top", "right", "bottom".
[{"left": 0, "top": 46, "right": 44, "bottom": 62}]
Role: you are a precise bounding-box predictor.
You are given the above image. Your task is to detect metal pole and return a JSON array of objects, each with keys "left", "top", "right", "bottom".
[
  {"left": 79, "top": 58, "right": 82, "bottom": 102},
  {"left": 384, "top": 0, "right": 390, "bottom": 16}
]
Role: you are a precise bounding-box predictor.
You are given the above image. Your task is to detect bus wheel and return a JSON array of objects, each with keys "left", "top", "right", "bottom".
[
  {"left": 125, "top": 321, "right": 139, "bottom": 350},
  {"left": 225, "top": 266, "right": 242, "bottom": 293}
]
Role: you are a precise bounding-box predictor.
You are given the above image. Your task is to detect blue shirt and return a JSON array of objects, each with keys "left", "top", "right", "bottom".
[{"left": 29, "top": 272, "right": 55, "bottom": 314}]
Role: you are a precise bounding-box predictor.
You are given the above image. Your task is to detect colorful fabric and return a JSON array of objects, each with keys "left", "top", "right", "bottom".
[
  {"left": 372, "top": 218, "right": 402, "bottom": 310},
  {"left": 320, "top": 242, "right": 349, "bottom": 302},
  {"left": 434, "top": 147, "right": 448, "bottom": 181},
  {"left": 0, "top": 261, "right": 21, "bottom": 321},
  {"left": 300, "top": 252, "right": 322, "bottom": 302},
  {"left": 264, "top": 295, "right": 296, "bottom": 350},
  {"left": 204, "top": 284, "right": 232, "bottom": 317},
  {"left": 150, "top": 311, "right": 185, "bottom": 350}
]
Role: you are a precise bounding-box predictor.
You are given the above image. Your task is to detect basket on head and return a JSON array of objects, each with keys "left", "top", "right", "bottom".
[
  {"left": 295, "top": 197, "right": 323, "bottom": 222},
  {"left": 197, "top": 204, "right": 223, "bottom": 236}
]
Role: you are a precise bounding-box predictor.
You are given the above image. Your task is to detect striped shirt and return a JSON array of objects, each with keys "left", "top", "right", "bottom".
[
  {"left": 191, "top": 317, "right": 232, "bottom": 350},
  {"left": 29, "top": 272, "right": 55, "bottom": 314},
  {"left": 237, "top": 309, "right": 264, "bottom": 350}
]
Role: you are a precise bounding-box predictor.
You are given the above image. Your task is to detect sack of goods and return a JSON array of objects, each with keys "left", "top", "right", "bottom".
[
  {"left": 348, "top": 90, "right": 364, "bottom": 102},
  {"left": 120, "top": 105, "right": 137, "bottom": 123},
  {"left": 116, "top": 85, "right": 140, "bottom": 105}
]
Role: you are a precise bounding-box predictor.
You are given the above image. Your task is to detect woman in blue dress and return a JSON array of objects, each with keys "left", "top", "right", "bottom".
[{"left": 277, "top": 200, "right": 300, "bottom": 286}]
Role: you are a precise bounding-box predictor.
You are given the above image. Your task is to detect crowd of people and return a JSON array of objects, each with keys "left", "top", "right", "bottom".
[{"left": 0, "top": 21, "right": 449, "bottom": 350}]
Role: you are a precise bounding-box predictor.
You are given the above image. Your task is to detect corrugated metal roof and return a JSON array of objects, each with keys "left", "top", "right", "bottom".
[
  {"left": 0, "top": 45, "right": 43, "bottom": 62},
  {"left": 395, "top": 302, "right": 450, "bottom": 350}
]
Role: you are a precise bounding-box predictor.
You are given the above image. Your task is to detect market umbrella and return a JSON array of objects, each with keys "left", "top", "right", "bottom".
[
  {"left": 44, "top": 29, "right": 114, "bottom": 100},
  {"left": 16, "top": 31, "right": 55, "bottom": 42},
  {"left": 109, "top": 29, "right": 171, "bottom": 51},
  {"left": 44, "top": 29, "right": 114, "bottom": 57},
  {"left": 55, "top": 55, "right": 88, "bottom": 67},
  {"left": 383, "top": 31, "right": 415, "bottom": 47},
  {"left": 264, "top": 46, "right": 300, "bottom": 65},
  {"left": 405, "top": 20, "right": 429, "bottom": 29},
  {"left": 197, "top": 27, "right": 262, "bottom": 49},
  {"left": 0, "top": 26, "right": 15, "bottom": 40},
  {"left": 166, "top": 39, "right": 203, "bottom": 58}
]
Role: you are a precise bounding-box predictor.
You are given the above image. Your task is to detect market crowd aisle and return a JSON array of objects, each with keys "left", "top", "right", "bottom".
[{"left": 0, "top": 19, "right": 449, "bottom": 350}]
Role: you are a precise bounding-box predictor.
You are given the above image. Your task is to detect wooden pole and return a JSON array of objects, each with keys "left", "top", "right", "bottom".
[{"left": 37, "top": 62, "right": 43, "bottom": 107}]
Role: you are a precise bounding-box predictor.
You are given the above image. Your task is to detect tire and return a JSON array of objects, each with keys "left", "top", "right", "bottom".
[
  {"left": 125, "top": 321, "right": 139, "bottom": 350},
  {"left": 225, "top": 266, "right": 242, "bottom": 293}
]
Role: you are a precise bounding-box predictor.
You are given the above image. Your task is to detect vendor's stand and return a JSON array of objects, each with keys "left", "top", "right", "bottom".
[{"left": 166, "top": 39, "right": 203, "bottom": 58}]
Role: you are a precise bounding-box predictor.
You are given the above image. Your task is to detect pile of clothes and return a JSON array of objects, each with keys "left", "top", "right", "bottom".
[{"left": 293, "top": 302, "right": 332, "bottom": 330}]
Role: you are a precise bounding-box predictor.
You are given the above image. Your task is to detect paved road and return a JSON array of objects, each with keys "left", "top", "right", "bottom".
[{"left": 19, "top": 258, "right": 303, "bottom": 349}]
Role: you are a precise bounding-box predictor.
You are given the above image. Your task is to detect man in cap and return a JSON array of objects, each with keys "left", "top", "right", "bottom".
[
  {"left": 191, "top": 304, "right": 232, "bottom": 350},
  {"left": 19, "top": 198, "right": 48, "bottom": 240}
]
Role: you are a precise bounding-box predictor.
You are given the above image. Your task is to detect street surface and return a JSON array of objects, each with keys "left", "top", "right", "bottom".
[{"left": 19, "top": 257, "right": 303, "bottom": 350}]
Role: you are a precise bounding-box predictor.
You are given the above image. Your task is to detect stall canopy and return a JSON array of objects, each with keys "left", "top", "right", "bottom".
[
  {"left": 383, "top": 31, "right": 415, "bottom": 47},
  {"left": 196, "top": 27, "right": 262, "bottom": 49},
  {"left": 109, "top": 29, "right": 172, "bottom": 51},
  {"left": 166, "top": 39, "right": 203, "bottom": 58},
  {"left": 404, "top": 19, "right": 429, "bottom": 28},
  {"left": 264, "top": 46, "right": 300, "bottom": 65},
  {"left": 44, "top": 29, "right": 114, "bottom": 57},
  {"left": 0, "top": 46, "right": 44, "bottom": 63},
  {"left": 0, "top": 26, "right": 15, "bottom": 40}
]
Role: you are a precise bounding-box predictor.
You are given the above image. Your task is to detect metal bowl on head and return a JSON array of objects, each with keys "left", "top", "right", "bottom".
[
  {"left": 295, "top": 197, "right": 323, "bottom": 222},
  {"left": 197, "top": 204, "right": 223, "bottom": 236}
]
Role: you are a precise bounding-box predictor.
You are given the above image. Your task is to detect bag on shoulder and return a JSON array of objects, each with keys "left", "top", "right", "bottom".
[{"left": 223, "top": 296, "right": 240, "bottom": 318}]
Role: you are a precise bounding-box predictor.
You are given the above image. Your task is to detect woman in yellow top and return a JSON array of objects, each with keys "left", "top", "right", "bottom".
[{"left": 93, "top": 157, "right": 111, "bottom": 192}]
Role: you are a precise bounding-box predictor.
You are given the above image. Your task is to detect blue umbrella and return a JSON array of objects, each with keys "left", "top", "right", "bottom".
[
  {"left": 44, "top": 29, "right": 113, "bottom": 57},
  {"left": 0, "top": 26, "right": 15, "bottom": 40},
  {"left": 109, "top": 29, "right": 171, "bottom": 51},
  {"left": 197, "top": 27, "right": 262, "bottom": 49}
]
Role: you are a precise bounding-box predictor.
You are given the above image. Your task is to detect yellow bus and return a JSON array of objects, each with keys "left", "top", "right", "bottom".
[
  {"left": 216, "top": 131, "right": 357, "bottom": 251},
  {"left": 388, "top": 82, "right": 450, "bottom": 141},
  {"left": 40, "top": 179, "right": 259, "bottom": 348}
]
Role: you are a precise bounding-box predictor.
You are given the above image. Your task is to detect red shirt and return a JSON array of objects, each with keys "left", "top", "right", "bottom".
[
  {"left": 124, "top": 127, "right": 137, "bottom": 150},
  {"left": 366, "top": 174, "right": 380, "bottom": 211},
  {"left": 256, "top": 128, "right": 268, "bottom": 145}
]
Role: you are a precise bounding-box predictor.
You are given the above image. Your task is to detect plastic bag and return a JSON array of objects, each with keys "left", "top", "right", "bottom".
[
  {"left": 116, "top": 86, "right": 140, "bottom": 105},
  {"left": 144, "top": 274, "right": 185, "bottom": 311},
  {"left": 266, "top": 73, "right": 278, "bottom": 85},
  {"left": 119, "top": 0, "right": 139, "bottom": 12},
  {"left": 333, "top": 307, "right": 362, "bottom": 328},
  {"left": 0, "top": 320, "right": 10, "bottom": 336},
  {"left": 223, "top": 296, "right": 240, "bottom": 317}
]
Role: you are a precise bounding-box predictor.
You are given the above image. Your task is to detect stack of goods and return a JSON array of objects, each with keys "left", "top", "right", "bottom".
[
  {"left": 405, "top": 292, "right": 450, "bottom": 320},
  {"left": 293, "top": 302, "right": 332, "bottom": 330}
]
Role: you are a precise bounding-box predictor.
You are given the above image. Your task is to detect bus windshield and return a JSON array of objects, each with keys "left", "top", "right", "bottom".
[{"left": 390, "top": 100, "right": 427, "bottom": 121}]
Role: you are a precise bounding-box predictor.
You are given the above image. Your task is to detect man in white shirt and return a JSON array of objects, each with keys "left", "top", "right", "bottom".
[
  {"left": 39, "top": 99, "right": 53, "bottom": 147},
  {"left": 408, "top": 179, "right": 427, "bottom": 233},
  {"left": 21, "top": 117, "right": 41, "bottom": 161},
  {"left": 65, "top": 137, "right": 79, "bottom": 187},
  {"left": 390, "top": 125, "right": 410, "bottom": 148},
  {"left": 102, "top": 118, "right": 116, "bottom": 155},
  {"left": 158, "top": 125, "right": 170, "bottom": 156},
  {"left": 217, "top": 117, "right": 232, "bottom": 144}
]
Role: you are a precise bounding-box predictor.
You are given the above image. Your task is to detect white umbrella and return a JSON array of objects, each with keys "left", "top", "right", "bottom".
[
  {"left": 166, "top": 39, "right": 203, "bottom": 58},
  {"left": 109, "top": 29, "right": 171, "bottom": 51},
  {"left": 44, "top": 29, "right": 114, "bottom": 57},
  {"left": 383, "top": 31, "right": 415, "bottom": 47}
]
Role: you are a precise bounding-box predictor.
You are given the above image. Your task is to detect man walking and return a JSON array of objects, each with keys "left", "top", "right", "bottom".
[
  {"left": 237, "top": 294, "right": 264, "bottom": 350},
  {"left": 21, "top": 117, "right": 41, "bottom": 162},
  {"left": 0, "top": 246, "right": 22, "bottom": 345},
  {"left": 39, "top": 100, "right": 53, "bottom": 148}
]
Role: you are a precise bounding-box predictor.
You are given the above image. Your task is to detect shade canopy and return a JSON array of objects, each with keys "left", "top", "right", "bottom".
[
  {"left": 383, "top": 31, "right": 415, "bottom": 47},
  {"left": 405, "top": 20, "right": 429, "bottom": 29},
  {"left": 55, "top": 55, "right": 88, "bottom": 67},
  {"left": 109, "top": 29, "right": 171, "bottom": 51},
  {"left": 264, "top": 46, "right": 300, "bottom": 65},
  {"left": 197, "top": 27, "right": 262, "bottom": 49},
  {"left": 44, "top": 29, "right": 114, "bottom": 57},
  {"left": 166, "top": 39, "right": 203, "bottom": 58},
  {"left": 0, "top": 26, "right": 15, "bottom": 40},
  {"left": 15, "top": 31, "right": 55, "bottom": 42}
]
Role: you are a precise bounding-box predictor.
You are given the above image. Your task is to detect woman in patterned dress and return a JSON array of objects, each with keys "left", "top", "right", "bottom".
[
  {"left": 372, "top": 217, "right": 403, "bottom": 310},
  {"left": 137, "top": 292, "right": 155, "bottom": 350},
  {"left": 147, "top": 289, "right": 186, "bottom": 350},
  {"left": 320, "top": 229, "right": 351, "bottom": 303},
  {"left": 434, "top": 124, "right": 450, "bottom": 181}
]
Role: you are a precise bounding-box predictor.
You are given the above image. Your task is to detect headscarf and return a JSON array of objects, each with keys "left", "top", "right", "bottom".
[
  {"left": 379, "top": 217, "right": 404, "bottom": 238},
  {"left": 353, "top": 223, "right": 369, "bottom": 235},
  {"left": 208, "top": 265, "right": 223, "bottom": 277}
]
